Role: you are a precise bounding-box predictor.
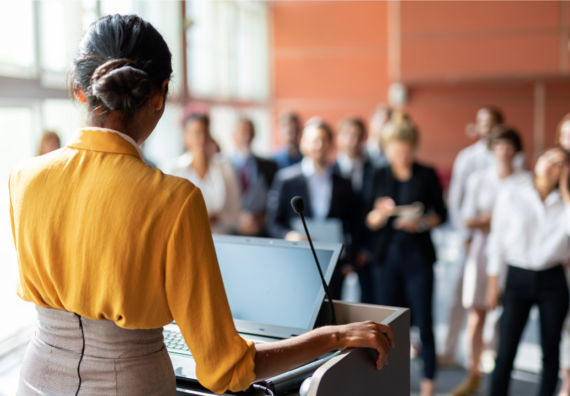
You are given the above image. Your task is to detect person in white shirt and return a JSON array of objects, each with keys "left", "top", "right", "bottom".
[
  {"left": 165, "top": 113, "right": 240, "bottom": 234},
  {"left": 441, "top": 106, "right": 525, "bottom": 364},
  {"left": 486, "top": 147, "right": 570, "bottom": 396},
  {"left": 451, "top": 127, "right": 531, "bottom": 396},
  {"left": 554, "top": 113, "right": 570, "bottom": 396}
]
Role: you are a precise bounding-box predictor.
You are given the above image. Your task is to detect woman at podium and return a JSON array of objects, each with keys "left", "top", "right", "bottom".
[{"left": 9, "top": 14, "right": 395, "bottom": 396}]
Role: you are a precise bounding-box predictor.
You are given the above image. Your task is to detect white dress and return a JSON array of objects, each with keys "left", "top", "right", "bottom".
[
  {"left": 165, "top": 152, "right": 240, "bottom": 234},
  {"left": 461, "top": 168, "right": 532, "bottom": 309}
]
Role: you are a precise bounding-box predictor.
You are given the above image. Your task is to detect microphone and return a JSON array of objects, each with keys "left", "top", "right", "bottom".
[{"left": 291, "top": 196, "right": 337, "bottom": 326}]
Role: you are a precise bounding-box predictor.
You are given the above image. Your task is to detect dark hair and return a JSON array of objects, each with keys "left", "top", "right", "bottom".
[
  {"left": 488, "top": 125, "right": 523, "bottom": 152},
  {"left": 305, "top": 117, "right": 334, "bottom": 142},
  {"left": 280, "top": 113, "right": 300, "bottom": 129},
  {"left": 70, "top": 14, "right": 173, "bottom": 119},
  {"left": 339, "top": 117, "right": 366, "bottom": 140},
  {"left": 183, "top": 113, "right": 210, "bottom": 131},
  {"left": 480, "top": 106, "right": 504, "bottom": 124}
]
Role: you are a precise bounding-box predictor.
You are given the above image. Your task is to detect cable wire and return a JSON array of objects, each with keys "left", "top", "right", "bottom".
[
  {"left": 74, "top": 314, "right": 86, "bottom": 396},
  {"left": 252, "top": 383, "right": 275, "bottom": 396}
]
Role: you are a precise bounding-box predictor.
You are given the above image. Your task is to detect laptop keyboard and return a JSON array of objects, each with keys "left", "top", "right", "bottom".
[
  {"left": 164, "top": 329, "right": 191, "bottom": 355},
  {"left": 164, "top": 328, "right": 265, "bottom": 356}
]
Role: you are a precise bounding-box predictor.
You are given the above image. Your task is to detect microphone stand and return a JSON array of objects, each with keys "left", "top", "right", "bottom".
[{"left": 297, "top": 211, "right": 337, "bottom": 326}]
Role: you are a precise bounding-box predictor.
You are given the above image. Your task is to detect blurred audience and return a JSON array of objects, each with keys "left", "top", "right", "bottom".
[
  {"left": 231, "top": 117, "right": 278, "bottom": 237},
  {"left": 556, "top": 113, "right": 570, "bottom": 396},
  {"left": 451, "top": 126, "right": 530, "bottom": 396},
  {"left": 365, "top": 104, "right": 392, "bottom": 168},
  {"left": 37, "top": 131, "right": 61, "bottom": 156},
  {"left": 266, "top": 119, "right": 354, "bottom": 299},
  {"left": 166, "top": 113, "right": 240, "bottom": 234},
  {"left": 272, "top": 112, "right": 303, "bottom": 169},
  {"left": 365, "top": 112, "right": 447, "bottom": 396},
  {"left": 442, "top": 106, "right": 520, "bottom": 365},
  {"left": 486, "top": 147, "right": 570, "bottom": 396}
]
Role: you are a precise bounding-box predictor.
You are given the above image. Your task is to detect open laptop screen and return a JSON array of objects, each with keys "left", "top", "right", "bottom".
[{"left": 214, "top": 241, "right": 334, "bottom": 331}]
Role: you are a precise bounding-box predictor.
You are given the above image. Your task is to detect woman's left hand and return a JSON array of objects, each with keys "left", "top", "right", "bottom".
[{"left": 393, "top": 217, "right": 421, "bottom": 233}]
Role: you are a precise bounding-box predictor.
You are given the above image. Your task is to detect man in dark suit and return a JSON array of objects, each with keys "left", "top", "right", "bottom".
[
  {"left": 267, "top": 119, "right": 354, "bottom": 299},
  {"left": 333, "top": 117, "right": 376, "bottom": 303},
  {"left": 232, "top": 117, "right": 278, "bottom": 236}
]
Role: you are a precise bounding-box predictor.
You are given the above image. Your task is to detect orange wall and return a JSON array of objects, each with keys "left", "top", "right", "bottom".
[
  {"left": 271, "top": 1, "right": 570, "bottom": 172},
  {"left": 272, "top": 1, "right": 389, "bottom": 139}
]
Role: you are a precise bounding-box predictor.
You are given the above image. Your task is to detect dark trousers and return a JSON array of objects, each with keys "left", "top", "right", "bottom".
[
  {"left": 372, "top": 247, "right": 436, "bottom": 379},
  {"left": 491, "top": 265, "right": 569, "bottom": 396},
  {"left": 357, "top": 264, "right": 374, "bottom": 304}
]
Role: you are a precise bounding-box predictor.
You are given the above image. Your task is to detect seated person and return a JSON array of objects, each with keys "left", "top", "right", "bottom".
[
  {"left": 231, "top": 117, "right": 278, "bottom": 236},
  {"left": 267, "top": 119, "right": 354, "bottom": 299},
  {"left": 165, "top": 113, "right": 240, "bottom": 234},
  {"left": 271, "top": 112, "right": 303, "bottom": 169}
]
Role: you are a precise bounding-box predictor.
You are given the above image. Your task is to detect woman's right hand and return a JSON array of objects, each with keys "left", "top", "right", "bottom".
[
  {"left": 366, "top": 198, "right": 395, "bottom": 231},
  {"left": 336, "top": 321, "right": 395, "bottom": 370}
]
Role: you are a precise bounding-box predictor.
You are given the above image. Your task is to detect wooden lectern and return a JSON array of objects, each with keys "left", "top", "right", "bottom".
[{"left": 176, "top": 300, "right": 410, "bottom": 396}]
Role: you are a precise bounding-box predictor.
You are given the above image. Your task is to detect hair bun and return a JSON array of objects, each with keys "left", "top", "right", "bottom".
[{"left": 91, "top": 59, "right": 152, "bottom": 114}]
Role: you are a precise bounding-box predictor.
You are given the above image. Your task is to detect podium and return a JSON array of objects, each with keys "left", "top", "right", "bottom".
[{"left": 176, "top": 300, "right": 410, "bottom": 396}]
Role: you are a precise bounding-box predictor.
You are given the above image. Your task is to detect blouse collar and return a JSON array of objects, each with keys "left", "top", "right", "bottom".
[{"left": 67, "top": 127, "right": 144, "bottom": 161}]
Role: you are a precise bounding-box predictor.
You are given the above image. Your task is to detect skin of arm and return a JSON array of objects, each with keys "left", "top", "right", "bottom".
[
  {"left": 464, "top": 213, "right": 492, "bottom": 232},
  {"left": 254, "top": 321, "right": 395, "bottom": 381}
]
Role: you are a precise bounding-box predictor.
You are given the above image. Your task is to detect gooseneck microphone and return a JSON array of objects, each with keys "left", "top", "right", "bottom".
[{"left": 291, "top": 196, "right": 337, "bottom": 326}]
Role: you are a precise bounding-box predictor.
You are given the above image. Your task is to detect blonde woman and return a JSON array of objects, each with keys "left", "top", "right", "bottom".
[{"left": 365, "top": 112, "right": 447, "bottom": 396}]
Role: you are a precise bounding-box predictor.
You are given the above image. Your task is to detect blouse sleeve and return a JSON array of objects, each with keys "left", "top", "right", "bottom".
[
  {"left": 165, "top": 188, "right": 256, "bottom": 394},
  {"left": 461, "top": 173, "right": 479, "bottom": 222},
  {"left": 486, "top": 189, "right": 509, "bottom": 277}
]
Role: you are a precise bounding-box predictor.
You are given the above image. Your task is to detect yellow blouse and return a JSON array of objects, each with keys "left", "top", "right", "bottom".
[{"left": 9, "top": 128, "right": 256, "bottom": 394}]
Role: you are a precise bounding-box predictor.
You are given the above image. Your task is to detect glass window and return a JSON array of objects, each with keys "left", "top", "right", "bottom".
[
  {"left": 0, "top": 1, "right": 36, "bottom": 78},
  {"left": 143, "top": 104, "right": 184, "bottom": 169},
  {"left": 0, "top": 107, "right": 38, "bottom": 341},
  {"left": 186, "top": 0, "right": 269, "bottom": 102},
  {"left": 42, "top": 99, "right": 84, "bottom": 147},
  {"left": 99, "top": 0, "right": 183, "bottom": 98}
]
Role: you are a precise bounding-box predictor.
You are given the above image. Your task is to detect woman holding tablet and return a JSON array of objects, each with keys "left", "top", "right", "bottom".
[
  {"left": 10, "top": 15, "right": 394, "bottom": 396},
  {"left": 365, "top": 112, "right": 447, "bottom": 396}
]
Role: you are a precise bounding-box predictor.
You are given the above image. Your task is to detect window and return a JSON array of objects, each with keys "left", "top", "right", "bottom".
[
  {"left": 186, "top": 1, "right": 269, "bottom": 102},
  {"left": 0, "top": 1, "right": 36, "bottom": 79},
  {"left": 0, "top": 106, "right": 39, "bottom": 341}
]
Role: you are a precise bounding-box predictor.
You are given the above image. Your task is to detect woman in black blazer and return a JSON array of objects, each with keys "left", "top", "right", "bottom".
[{"left": 365, "top": 113, "right": 447, "bottom": 396}]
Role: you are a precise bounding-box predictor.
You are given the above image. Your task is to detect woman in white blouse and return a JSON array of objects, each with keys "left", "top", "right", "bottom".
[
  {"left": 451, "top": 127, "right": 531, "bottom": 396},
  {"left": 486, "top": 147, "right": 570, "bottom": 396},
  {"left": 166, "top": 113, "right": 240, "bottom": 234}
]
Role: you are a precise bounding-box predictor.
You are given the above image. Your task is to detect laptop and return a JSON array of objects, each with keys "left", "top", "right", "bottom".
[
  {"left": 166, "top": 235, "right": 343, "bottom": 382},
  {"left": 290, "top": 218, "right": 344, "bottom": 244}
]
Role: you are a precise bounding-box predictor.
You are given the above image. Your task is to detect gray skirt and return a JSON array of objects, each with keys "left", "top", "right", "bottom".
[{"left": 18, "top": 306, "right": 176, "bottom": 396}]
